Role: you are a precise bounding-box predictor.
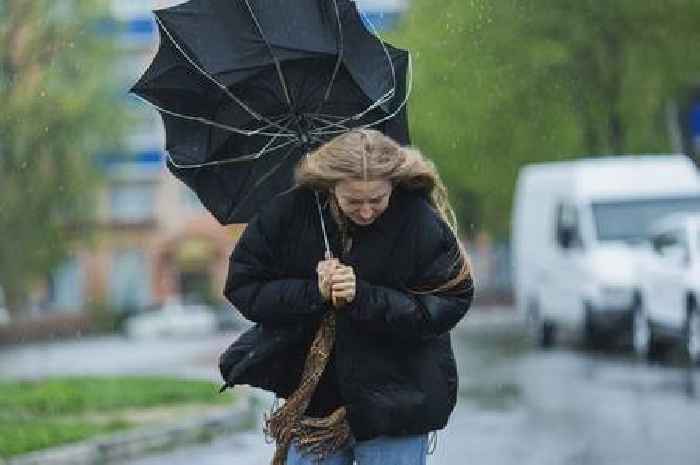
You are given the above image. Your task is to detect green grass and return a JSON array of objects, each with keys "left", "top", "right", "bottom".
[
  {"left": 0, "top": 376, "right": 236, "bottom": 458},
  {"left": 0, "top": 418, "right": 130, "bottom": 458}
]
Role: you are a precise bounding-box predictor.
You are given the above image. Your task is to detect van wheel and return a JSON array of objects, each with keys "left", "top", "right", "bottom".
[
  {"left": 631, "top": 301, "right": 652, "bottom": 360},
  {"left": 540, "top": 321, "right": 556, "bottom": 348},
  {"left": 526, "top": 301, "right": 555, "bottom": 349},
  {"left": 685, "top": 302, "right": 700, "bottom": 364},
  {"left": 583, "top": 304, "right": 602, "bottom": 349}
]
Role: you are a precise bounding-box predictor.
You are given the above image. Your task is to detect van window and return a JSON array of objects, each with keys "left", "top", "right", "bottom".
[
  {"left": 555, "top": 203, "right": 582, "bottom": 248},
  {"left": 592, "top": 196, "right": 700, "bottom": 242}
]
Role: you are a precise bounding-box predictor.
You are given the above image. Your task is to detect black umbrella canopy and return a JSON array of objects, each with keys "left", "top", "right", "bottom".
[{"left": 131, "top": 0, "right": 411, "bottom": 224}]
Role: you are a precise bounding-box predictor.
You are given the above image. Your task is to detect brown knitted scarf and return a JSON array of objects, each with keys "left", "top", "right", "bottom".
[{"left": 264, "top": 310, "right": 351, "bottom": 465}]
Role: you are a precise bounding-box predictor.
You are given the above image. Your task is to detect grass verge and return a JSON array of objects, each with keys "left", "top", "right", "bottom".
[{"left": 0, "top": 376, "right": 236, "bottom": 458}]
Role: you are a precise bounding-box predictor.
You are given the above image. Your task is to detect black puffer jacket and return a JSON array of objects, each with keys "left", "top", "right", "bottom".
[{"left": 221, "top": 186, "right": 474, "bottom": 441}]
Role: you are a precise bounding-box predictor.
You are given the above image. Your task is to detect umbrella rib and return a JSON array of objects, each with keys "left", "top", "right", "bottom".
[
  {"left": 307, "top": 53, "right": 414, "bottom": 134},
  {"left": 224, "top": 140, "right": 300, "bottom": 220},
  {"left": 167, "top": 139, "right": 297, "bottom": 169},
  {"left": 312, "top": 0, "right": 344, "bottom": 115},
  {"left": 249, "top": 118, "right": 298, "bottom": 161},
  {"left": 132, "top": 95, "right": 296, "bottom": 137},
  {"left": 303, "top": 113, "right": 350, "bottom": 120},
  {"left": 154, "top": 15, "right": 291, "bottom": 134},
  {"left": 250, "top": 142, "right": 298, "bottom": 191},
  {"left": 167, "top": 115, "right": 298, "bottom": 168},
  {"left": 358, "top": 8, "right": 400, "bottom": 107},
  {"left": 304, "top": 115, "right": 331, "bottom": 146},
  {"left": 306, "top": 114, "right": 353, "bottom": 132},
  {"left": 307, "top": 11, "right": 412, "bottom": 134},
  {"left": 242, "top": 0, "right": 293, "bottom": 110}
]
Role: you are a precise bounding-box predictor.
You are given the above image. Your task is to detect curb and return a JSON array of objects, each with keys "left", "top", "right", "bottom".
[{"left": 5, "top": 394, "right": 256, "bottom": 465}]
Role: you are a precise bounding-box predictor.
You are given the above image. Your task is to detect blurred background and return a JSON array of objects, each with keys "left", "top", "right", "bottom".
[{"left": 1, "top": 1, "right": 700, "bottom": 464}]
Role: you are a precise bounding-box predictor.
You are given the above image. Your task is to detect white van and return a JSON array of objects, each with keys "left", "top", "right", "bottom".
[{"left": 511, "top": 155, "right": 700, "bottom": 347}]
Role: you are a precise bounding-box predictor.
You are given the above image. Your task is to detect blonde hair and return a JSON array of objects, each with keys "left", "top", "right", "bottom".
[{"left": 295, "top": 129, "right": 472, "bottom": 293}]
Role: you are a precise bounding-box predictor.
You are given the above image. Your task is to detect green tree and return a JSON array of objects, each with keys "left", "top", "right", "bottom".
[
  {"left": 388, "top": 0, "right": 700, "bottom": 237},
  {"left": 0, "top": 0, "right": 127, "bottom": 315}
]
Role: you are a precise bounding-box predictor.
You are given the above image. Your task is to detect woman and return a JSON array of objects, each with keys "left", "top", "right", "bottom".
[{"left": 223, "top": 129, "right": 474, "bottom": 465}]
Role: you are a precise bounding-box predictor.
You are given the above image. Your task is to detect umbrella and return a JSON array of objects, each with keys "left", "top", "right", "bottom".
[{"left": 131, "top": 0, "right": 412, "bottom": 224}]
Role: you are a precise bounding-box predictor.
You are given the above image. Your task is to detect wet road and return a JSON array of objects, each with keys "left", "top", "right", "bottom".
[
  {"left": 0, "top": 331, "right": 237, "bottom": 382},
  {"left": 118, "top": 311, "right": 700, "bottom": 465}
]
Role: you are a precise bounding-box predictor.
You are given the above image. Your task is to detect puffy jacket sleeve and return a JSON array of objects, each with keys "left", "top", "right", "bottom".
[
  {"left": 223, "top": 194, "right": 327, "bottom": 326},
  {"left": 345, "top": 200, "right": 474, "bottom": 339}
]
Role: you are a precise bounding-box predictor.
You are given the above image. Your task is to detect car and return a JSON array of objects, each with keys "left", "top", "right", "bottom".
[
  {"left": 124, "top": 299, "right": 218, "bottom": 338},
  {"left": 511, "top": 154, "right": 700, "bottom": 348},
  {"left": 634, "top": 213, "right": 700, "bottom": 362},
  {"left": 213, "top": 302, "right": 250, "bottom": 331}
]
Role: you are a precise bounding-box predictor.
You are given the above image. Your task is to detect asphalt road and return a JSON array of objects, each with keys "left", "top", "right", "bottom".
[{"left": 115, "top": 311, "right": 700, "bottom": 465}]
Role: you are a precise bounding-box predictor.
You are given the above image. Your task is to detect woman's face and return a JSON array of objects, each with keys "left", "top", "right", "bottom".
[{"left": 333, "top": 179, "right": 393, "bottom": 226}]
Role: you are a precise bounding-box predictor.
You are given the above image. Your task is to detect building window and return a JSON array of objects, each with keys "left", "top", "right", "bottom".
[
  {"left": 109, "top": 183, "right": 155, "bottom": 223},
  {"left": 48, "top": 257, "right": 85, "bottom": 312},
  {"left": 109, "top": 249, "right": 151, "bottom": 311}
]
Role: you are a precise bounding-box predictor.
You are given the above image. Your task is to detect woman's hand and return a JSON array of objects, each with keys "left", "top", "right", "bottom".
[
  {"left": 331, "top": 264, "right": 356, "bottom": 305},
  {"left": 317, "top": 258, "right": 339, "bottom": 302}
]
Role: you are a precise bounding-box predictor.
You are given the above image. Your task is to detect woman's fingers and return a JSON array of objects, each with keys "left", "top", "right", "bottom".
[
  {"left": 333, "top": 290, "right": 353, "bottom": 300},
  {"left": 331, "top": 266, "right": 354, "bottom": 279},
  {"left": 332, "top": 282, "right": 354, "bottom": 291},
  {"left": 317, "top": 259, "right": 339, "bottom": 302},
  {"left": 331, "top": 276, "right": 353, "bottom": 285},
  {"left": 326, "top": 264, "right": 356, "bottom": 304},
  {"left": 332, "top": 284, "right": 356, "bottom": 301},
  {"left": 317, "top": 259, "right": 338, "bottom": 275}
]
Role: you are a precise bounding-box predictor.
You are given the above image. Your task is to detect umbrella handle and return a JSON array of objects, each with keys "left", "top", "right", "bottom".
[{"left": 316, "top": 191, "right": 346, "bottom": 307}]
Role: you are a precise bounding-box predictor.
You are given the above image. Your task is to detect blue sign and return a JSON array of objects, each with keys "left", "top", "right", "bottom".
[
  {"left": 361, "top": 12, "right": 401, "bottom": 32},
  {"left": 690, "top": 100, "right": 700, "bottom": 139}
]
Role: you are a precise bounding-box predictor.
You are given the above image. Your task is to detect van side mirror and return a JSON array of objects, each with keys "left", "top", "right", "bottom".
[
  {"left": 557, "top": 225, "right": 577, "bottom": 249},
  {"left": 555, "top": 203, "right": 582, "bottom": 250}
]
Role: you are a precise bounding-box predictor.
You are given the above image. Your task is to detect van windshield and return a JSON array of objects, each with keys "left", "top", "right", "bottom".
[{"left": 592, "top": 196, "right": 700, "bottom": 242}]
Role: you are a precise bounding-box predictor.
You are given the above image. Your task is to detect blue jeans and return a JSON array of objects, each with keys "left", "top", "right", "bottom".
[{"left": 286, "top": 434, "right": 428, "bottom": 465}]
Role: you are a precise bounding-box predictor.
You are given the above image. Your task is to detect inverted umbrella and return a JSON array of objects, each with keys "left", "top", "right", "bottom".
[{"left": 131, "top": 0, "right": 412, "bottom": 224}]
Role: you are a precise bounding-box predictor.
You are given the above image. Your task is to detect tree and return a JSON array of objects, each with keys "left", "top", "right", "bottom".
[
  {"left": 387, "top": 0, "right": 700, "bottom": 236},
  {"left": 0, "top": 0, "right": 127, "bottom": 315}
]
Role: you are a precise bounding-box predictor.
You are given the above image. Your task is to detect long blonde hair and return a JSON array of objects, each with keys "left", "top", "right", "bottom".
[{"left": 295, "top": 129, "right": 472, "bottom": 293}]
